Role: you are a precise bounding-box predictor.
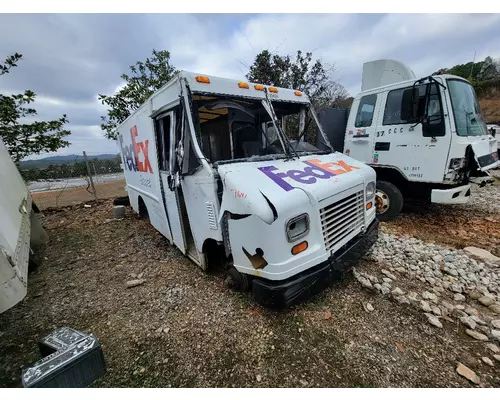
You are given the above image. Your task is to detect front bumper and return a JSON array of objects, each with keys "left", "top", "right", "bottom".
[
  {"left": 430, "top": 184, "right": 471, "bottom": 205},
  {"left": 251, "top": 218, "right": 379, "bottom": 309}
]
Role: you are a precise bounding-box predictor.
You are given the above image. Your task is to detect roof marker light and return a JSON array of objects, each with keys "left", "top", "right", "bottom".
[{"left": 195, "top": 76, "right": 210, "bottom": 84}]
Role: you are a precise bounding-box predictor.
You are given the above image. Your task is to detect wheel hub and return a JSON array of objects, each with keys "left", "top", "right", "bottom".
[{"left": 375, "top": 189, "right": 390, "bottom": 213}]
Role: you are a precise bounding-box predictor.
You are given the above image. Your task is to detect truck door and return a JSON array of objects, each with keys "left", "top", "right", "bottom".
[
  {"left": 155, "top": 111, "right": 186, "bottom": 253},
  {"left": 372, "top": 82, "right": 451, "bottom": 183},
  {"left": 344, "top": 93, "right": 380, "bottom": 163}
]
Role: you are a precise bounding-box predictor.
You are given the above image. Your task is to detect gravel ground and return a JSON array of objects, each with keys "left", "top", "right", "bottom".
[{"left": 0, "top": 173, "right": 499, "bottom": 388}]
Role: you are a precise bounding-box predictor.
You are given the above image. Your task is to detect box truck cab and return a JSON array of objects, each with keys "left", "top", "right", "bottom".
[
  {"left": 319, "top": 59, "right": 500, "bottom": 221},
  {"left": 116, "top": 71, "right": 379, "bottom": 308}
]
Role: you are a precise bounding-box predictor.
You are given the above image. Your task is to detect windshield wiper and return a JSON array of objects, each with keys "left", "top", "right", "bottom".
[{"left": 261, "top": 90, "right": 299, "bottom": 160}]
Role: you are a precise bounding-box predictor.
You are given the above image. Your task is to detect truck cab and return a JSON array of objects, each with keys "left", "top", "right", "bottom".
[
  {"left": 116, "top": 72, "right": 379, "bottom": 308},
  {"left": 320, "top": 60, "right": 499, "bottom": 221}
]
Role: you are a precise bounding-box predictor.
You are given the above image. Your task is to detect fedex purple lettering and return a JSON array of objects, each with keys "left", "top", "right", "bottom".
[{"left": 258, "top": 159, "right": 360, "bottom": 191}]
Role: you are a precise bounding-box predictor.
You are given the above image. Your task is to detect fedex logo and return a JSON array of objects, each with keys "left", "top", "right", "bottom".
[
  {"left": 119, "top": 125, "right": 153, "bottom": 173},
  {"left": 258, "top": 159, "right": 360, "bottom": 191}
]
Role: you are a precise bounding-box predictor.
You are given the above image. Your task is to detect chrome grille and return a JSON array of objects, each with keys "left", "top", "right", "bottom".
[{"left": 320, "top": 189, "right": 365, "bottom": 253}]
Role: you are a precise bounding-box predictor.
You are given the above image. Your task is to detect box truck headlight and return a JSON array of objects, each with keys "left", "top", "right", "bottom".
[
  {"left": 286, "top": 213, "right": 310, "bottom": 242},
  {"left": 365, "top": 181, "right": 376, "bottom": 200}
]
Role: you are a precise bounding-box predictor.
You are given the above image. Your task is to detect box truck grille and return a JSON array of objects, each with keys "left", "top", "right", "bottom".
[{"left": 320, "top": 190, "right": 365, "bottom": 253}]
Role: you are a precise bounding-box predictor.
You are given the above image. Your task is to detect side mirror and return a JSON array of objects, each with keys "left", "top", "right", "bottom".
[{"left": 400, "top": 87, "right": 419, "bottom": 121}]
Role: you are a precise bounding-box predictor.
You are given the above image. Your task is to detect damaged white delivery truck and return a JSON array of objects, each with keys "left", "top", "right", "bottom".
[
  {"left": 318, "top": 59, "right": 500, "bottom": 221},
  {"left": 115, "top": 71, "right": 379, "bottom": 308}
]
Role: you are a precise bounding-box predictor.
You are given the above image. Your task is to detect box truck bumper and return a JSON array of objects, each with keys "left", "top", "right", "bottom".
[
  {"left": 430, "top": 184, "right": 471, "bottom": 205},
  {"left": 251, "top": 219, "right": 379, "bottom": 309}
]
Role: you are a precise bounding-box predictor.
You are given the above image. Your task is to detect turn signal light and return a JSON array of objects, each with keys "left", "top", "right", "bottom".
[
  {"left": 292, "top": 241, "right": 308, "bottom": 255},
  {"left": 254, "top": 84, "right": 265, "bottom": 91},
  {"left": 238, "top": 82, "right": 249, "bottom": 89},
  {"left": 294, "top": 90, "right": 302, "bottom": 96},
  {"left": 269, "top": 87, "right": 278, "bottom": 93},
  {"left": 195, "top": 75, "right": 210, "bottom": 84},
  {"left": 366, "top": 202, "right": 372, "bottom": 210}
]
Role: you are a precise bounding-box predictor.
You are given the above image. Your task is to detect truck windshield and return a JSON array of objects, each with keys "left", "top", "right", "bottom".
[
  {"left": 192, "top": 94, "right": 331, "bottom": 164},
  {"left": 447, "top": 79, "right": 488, "bottom": 137},
  {"left": 262, "top": 97, "right": 332, "bottom": 157}
]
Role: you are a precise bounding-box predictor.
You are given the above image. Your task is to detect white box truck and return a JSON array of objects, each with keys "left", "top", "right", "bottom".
[
  {"left": 1, "top": 138, "right": 48, "bottom": 314},
  {"left": 115, "top": 71, "right": 379, "bottom": 308},
  {"left": 318, "top": 59, "right": 500, "bottom": 221}
]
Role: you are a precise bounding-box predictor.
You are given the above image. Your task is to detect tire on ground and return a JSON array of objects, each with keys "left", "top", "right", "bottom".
[{"left": 375, "top": 180, "right": 403, "bottom": 222}]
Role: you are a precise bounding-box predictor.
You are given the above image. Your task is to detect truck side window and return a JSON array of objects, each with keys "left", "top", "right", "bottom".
[
  {"left": 155, "top": 115, "right": 171, "bottom": 171},
  {"left": 182, "top": 108, "right": 202, "bottom": 174},
  {"left": 355, "top": 94, "right": 377, "bottom": 128},
  {"left": 383, "top": 86, "right": 427, "bottom": 125}
]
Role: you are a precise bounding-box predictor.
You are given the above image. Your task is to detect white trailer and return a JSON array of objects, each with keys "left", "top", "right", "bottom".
[
  {"left": 115, "top": 71, "right": 379, "bottom": 308},
  {"left": 318, "top": 59, "right": 500, "bottom": 221},
  {"left": 0, "top": 138, "right": 48, "bottom": 314}
]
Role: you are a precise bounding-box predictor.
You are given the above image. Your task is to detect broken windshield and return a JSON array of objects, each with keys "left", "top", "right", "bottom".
[
  {"left": 192, "top": 93, "right": 332, "bottom": 165},
  {"left": 447, "top": 79, "right": 488, "bottom": 137},
  {"left": 260, "top": 93, "right": 333, "bottom": 158}
]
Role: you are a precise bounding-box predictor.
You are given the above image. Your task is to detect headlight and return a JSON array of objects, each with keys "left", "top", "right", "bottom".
[
  {"left": 365, "top": 181, "right": 376, "bottom": 200},
  {"left": 286, "top": 213, "right": 310, "bottom": 242},
  {"left": 449, "top": 158, "right": 466, "bottom": 170}
]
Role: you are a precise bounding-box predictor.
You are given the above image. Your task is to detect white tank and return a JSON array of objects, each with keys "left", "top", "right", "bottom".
[{"left": 361, "top": 59, "right": 417, "bottom": 92}]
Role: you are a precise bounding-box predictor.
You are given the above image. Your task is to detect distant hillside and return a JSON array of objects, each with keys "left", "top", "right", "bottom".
[
  {"left": 477, "top": 79, "right": 500, "bottom": 124},
  {"left": 436, "top": 56, "right": 500, "bottom": 124},
  {"left": 20, "top": 153, "right": 120, "bottom": 169}
]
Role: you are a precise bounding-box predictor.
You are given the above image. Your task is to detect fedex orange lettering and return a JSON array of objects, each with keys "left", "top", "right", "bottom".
[{"left": 119, "top": 125, "right": 153, "bottom": 174}]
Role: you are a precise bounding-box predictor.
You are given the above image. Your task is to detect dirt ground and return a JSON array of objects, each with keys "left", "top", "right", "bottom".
[
  {"left": 1, "top": 190, "right": 500, "bottom": 388},
  {"left": 31, "top": 179, "right": 127, "bottom": 210}
]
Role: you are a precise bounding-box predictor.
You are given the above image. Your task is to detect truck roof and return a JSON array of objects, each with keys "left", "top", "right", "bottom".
[
  {"left": 115, "top": 70, "right": 311, "bottom": 132},
  {"left": 180, "top": 70, "right": 311, "bottom": 103}
]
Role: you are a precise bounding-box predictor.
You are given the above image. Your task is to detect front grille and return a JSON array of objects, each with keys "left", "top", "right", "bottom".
[{"left": 320, "top": 189, "right": 365, "bottom": 254}]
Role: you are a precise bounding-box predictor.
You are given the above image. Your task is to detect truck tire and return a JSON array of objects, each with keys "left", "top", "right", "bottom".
[{"left": 375, "top": 180, "right": 403, "bottom": 222}]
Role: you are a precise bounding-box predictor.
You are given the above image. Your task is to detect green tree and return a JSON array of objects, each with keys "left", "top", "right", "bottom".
[
  {"left": 246, "top": 49, "right": 349, "bottom": 109},
  {"left": 436, "top": 56, "right": 499, "bottom": 82},
  {"left": 0, "top": 53, "right": 71, "bottom": 163},
  {"left": 99, "top": 49, "right": 178, "bottom": 140}
]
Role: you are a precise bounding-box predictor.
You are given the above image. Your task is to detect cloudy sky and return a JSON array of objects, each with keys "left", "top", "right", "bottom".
[{"left": 1, "top": 13, "right": 499, "bottom": 158}]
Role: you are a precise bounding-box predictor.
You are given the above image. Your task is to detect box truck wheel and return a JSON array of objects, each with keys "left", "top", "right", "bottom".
[
  {"left": 375, "top": 181, "right": 403, "bottom": 221},
  {"left": 224, "top": 267, "right": 249, "bottom": 292}
]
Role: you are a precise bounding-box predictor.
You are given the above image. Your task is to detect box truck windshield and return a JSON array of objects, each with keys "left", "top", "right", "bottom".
[{"left": 192, "top": 94, "right": 328, "bottom": 165}]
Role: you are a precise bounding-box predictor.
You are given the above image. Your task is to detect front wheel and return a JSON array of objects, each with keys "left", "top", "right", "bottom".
[
  {"left": 224, "top": 267, "right": 250, "bottom": 292},
  {"left": 375, "top": 180, "right": 403, "bottom": 222}
]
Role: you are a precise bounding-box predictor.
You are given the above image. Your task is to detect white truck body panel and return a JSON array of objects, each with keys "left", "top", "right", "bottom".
[
  {"left": 0, "top": 138, "right": 47, "bottom": 314},
  {"left": 361, "top": 59, "right": 417, "bottom": 92}
]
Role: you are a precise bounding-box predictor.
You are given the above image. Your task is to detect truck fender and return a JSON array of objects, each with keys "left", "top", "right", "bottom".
[{"left": 218, "top": 170, "right": 277, "bottom": 225}]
